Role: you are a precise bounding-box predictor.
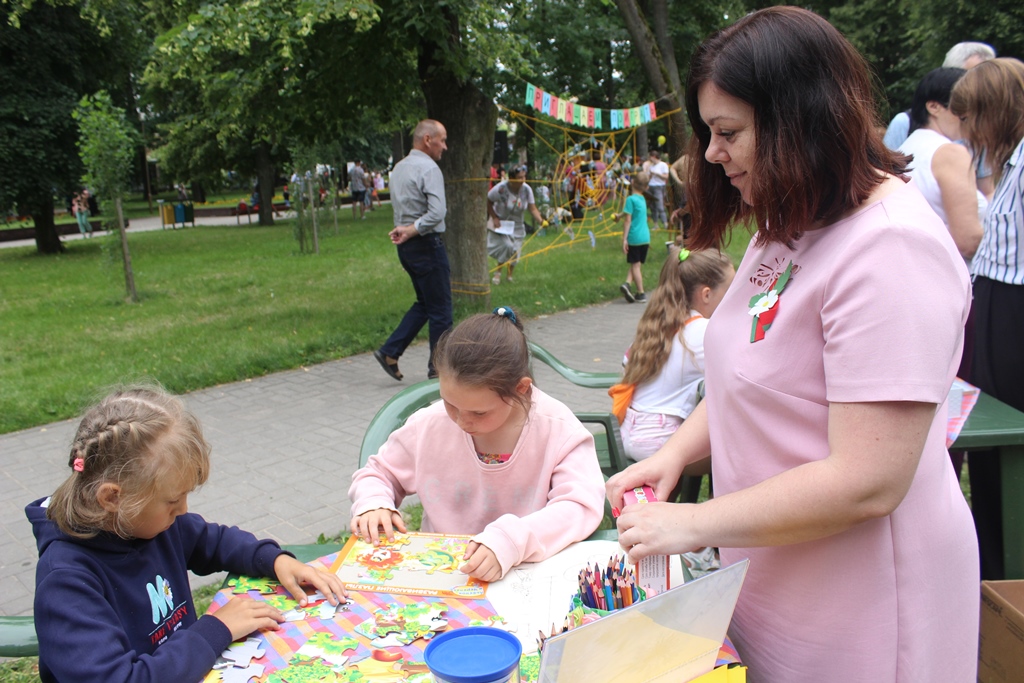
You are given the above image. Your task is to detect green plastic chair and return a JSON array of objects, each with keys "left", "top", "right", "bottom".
[
  {"left": 527, "top": 341, "right": 620, "bottom": 389},
  {"left": 0, "top": 616, "right": 37, "bottom": 658},
  {"left": 357, "top": 380, "right": 625, "bottom": 477}
]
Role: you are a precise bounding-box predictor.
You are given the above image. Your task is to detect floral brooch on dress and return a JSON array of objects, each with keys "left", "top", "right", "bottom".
[{"left": 748, "top": 260, "right": 794, "bottom": 342}]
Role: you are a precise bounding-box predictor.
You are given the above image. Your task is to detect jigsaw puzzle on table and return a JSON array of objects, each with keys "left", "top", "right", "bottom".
[
  {"left": 328, "top": 532, "right": 488, "bottom": 599},
  {"left": 203, "top": 560, "right": 509, "bottom": 683}
]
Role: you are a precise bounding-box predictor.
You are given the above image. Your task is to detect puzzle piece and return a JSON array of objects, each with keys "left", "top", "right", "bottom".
[
  {"left": 343, "top": 656, "right": 407, "bottom": 682},
  {"left": 220, "top": 637, "right": 266, "bottom": 668},
  {"left": 217, "top": 663, "right": 266, "bottom": 683},
  {"left": 227, "top": 576, "right": 281, "bottom": 594},
  {"left": 282, "top": 608, "right": 308, "bottom": 622},
  {"left": 296, "top": 643, "right": 348, "bottom": 669},
  {"left": 265, "top": 655, "right": 347, "bottom": 683},
  {"left": 369, "top": 633, "right": 407, "bottom": 649},
  {"left": 317, "top": 600, "right": 348, "bottom": 620},
  {"left": 264, "top": 594, "right": 302, "bottom": 613},
  {"left": 299, "top": 633, "right": 359, "bottom": 666},
  {"left": 467, "top": 615, "right": 516, "bottom": 632},
  {"left": 401, "top": 548, "right": 459, "bottom": 575}
]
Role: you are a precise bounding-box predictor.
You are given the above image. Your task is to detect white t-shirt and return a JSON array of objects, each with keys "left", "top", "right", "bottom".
[
  {"left": 648, "top": 160, "right": 669, "bottom": 187},
  {"left": 629, "top": 312, "right": 707, "bottom": 419}
]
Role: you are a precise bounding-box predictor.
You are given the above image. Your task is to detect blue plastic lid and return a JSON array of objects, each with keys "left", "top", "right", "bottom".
[{"left": 424, "top": 626, "right": 522, "bottom": 683}]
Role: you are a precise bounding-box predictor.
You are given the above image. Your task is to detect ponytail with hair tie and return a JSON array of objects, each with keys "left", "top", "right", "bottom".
[{"left": 492, "top": 306, "right": 518, "bottom": 325}]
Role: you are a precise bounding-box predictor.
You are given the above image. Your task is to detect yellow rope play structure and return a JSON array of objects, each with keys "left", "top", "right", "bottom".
[{"left": 455, "top": 103, "right": 682, "bottom": 288}]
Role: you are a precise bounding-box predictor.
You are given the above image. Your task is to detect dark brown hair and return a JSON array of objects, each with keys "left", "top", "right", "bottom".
[
  {"left": 434, "top": 308, "right": 532, "bottom": 412},
  {"left": 685, "top": 6, "right": 908, "bottom": 250}
]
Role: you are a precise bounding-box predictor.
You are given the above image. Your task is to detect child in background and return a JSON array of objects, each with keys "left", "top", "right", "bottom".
[
  {"left": 27, "top": 387, "right": 346, "bottom": 683},
  {"left": 610, "top": 247, "right": 735, "bottom": 462},
  {"left": 615, "top": 171, "right": 651, "bottom": 303},
  {"left": 349, "top": 307, "right": 605, "bottom": 582}
]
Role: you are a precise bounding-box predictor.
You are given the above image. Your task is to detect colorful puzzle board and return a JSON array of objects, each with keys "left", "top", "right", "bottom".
[
  {"left": 203, "top": 549, "right": 501, "bottom": 683},
  {"left": 329, "top": 532, "right": 488, "bottom": 599}
]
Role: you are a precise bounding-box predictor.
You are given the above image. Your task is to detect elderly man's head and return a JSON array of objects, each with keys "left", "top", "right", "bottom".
[
  {"left": 943, "top": 42, "right": 996, "bottom": 70},
  {"left": 413, "top": 120, "right": 448, "bottom": 162}
]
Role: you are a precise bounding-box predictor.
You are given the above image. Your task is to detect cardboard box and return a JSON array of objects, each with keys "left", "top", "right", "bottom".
[
  {"left": 622, "top": 486, "right": 670, "bottom": 595},
  {"left": 979, "top": 580, "right": 1024, "bottom": 682}
]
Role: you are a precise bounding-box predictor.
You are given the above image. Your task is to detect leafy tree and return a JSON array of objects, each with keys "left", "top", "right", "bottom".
[
  {"left": 74, "top": 91, "right": 140, "bottom": 301},
  {"left": 144, "top": 0, "right": 380, "bottom": 226},
  {"left": 0, "top": 1, "right": 121, "bottom": 253}
]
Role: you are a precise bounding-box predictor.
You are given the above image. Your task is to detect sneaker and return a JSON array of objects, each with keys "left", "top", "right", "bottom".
[
  {"left": 635, "top": 292, "right": 647, "bottom": 302},
  {"left": 620, "top": 283, "right": 635, "bottom": 303},
  {"left": 492, "top": 273, "right": 501, "bottom": 285},
  {"left": 373, "top": 349, "right": 403, "bottom": 381},
  {"left": 506, "top": 276, "right": 514, "bottom": 283}
]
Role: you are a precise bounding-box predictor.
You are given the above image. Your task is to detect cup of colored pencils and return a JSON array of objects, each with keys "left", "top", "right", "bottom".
[{"left": 576, "top": 554, "right": 642, "bottom": 612}]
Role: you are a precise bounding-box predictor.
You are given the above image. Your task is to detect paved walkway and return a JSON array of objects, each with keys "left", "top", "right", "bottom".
[
  {"left": 0, "top": 210, "right": 301, "bottom": 250},
  {"left": 0, "top": 301, "right": 644, "bottom": 616}
]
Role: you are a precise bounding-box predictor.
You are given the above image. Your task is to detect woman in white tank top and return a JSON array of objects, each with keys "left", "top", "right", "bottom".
[{"left": 898, "top": 67, "right": 985, "bottom": 261}]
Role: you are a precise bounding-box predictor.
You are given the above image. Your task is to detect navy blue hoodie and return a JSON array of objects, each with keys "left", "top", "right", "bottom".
[{"left": 27, "top": 497, "right": 286, "bottom": 683}]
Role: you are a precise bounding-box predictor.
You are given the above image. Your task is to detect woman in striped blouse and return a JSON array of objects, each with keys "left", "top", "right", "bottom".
[{"left": 950, "top": 57, "right": 1024, "bottom": 580}]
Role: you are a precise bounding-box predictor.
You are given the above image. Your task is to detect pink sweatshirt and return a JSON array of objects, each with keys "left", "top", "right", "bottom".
[{"left": 349, "top": 386, "right": 606, "bottom": 578}]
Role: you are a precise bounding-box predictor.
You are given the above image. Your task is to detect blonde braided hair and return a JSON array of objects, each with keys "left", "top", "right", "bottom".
[{"left": 48, "top": 387, "right": 210, "bottom": 539}]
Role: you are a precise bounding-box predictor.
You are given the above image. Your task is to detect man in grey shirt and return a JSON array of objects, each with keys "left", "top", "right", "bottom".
[
  {"left": 374, "top": 119, "right": 452, "bottom": 381},
  {"left": 349, "top": 161, "right": 367, "bottom": 219}
]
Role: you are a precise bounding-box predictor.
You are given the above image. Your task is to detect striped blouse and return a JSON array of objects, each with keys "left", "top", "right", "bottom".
[{"left": 973, "top": 136, "right": 1024, "bottom": 284}]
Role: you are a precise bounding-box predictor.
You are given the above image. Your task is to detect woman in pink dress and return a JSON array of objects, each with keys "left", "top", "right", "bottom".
[{"left": 607, "top": 7, "right": 979, "bottom": 682}]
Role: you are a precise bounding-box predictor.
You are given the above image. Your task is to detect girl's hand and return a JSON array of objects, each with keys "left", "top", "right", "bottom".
[
  {"left": 211, "top": 596, "right": 284, "bottom": 640},
  {"left": 350, "top": 508, "right": 407, "bottom": 546},
  {"left": 606, "top": 454, "right": 684, "bottom": 513},
  {"left": 273, "top": 555, "right": 348, "bottom": 606},
  {"left": 616, "top": 501, "right": 702, "bottom": 564},
  {"left": 460, "top": 541, "right": 502, "bottom": 583},
  {"left": 492, "top": 216, "right": 501, "bottom": 229}
]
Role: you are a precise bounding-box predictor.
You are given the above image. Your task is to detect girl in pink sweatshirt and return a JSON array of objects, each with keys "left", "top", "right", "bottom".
[{"left": 349, "top": 306, "right": 606, "bottom": 581}]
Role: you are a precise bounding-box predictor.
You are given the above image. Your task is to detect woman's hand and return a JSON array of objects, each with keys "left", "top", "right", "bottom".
[
  {"left": 273, "top": 555, "right": 348, "bottom": 607},
  {"left": 350, "top": 508, "right": 407, "bottom": 545},
  {"left": 492, "top": 215, "right": 502, "bottom": 229},
  {"left": 606, "top": 453, "right": 685, "bottom": 514},
  {"left": 616, "top": 501, "right": 701, "bottom": 564},
  {"left": 460, "top": 541, "right": 502, "bottom": 582},
  {"left": 211, "top": 596, "right": 284, "bottom": 640}
]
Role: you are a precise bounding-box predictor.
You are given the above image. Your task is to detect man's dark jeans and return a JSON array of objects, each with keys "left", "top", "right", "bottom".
[{"left": 380, "top": 233, "right": 453, "bottom": 376}]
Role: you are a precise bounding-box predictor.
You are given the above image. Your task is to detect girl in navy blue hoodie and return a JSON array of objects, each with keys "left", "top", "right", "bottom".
[{"left": 26, "top": 387, "right": 347, "bottom": 683}]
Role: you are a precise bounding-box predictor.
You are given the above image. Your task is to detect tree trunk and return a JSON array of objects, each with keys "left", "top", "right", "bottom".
[
  {"left": 30, "top": 194, "right": 63, "bottom": 254},
  {"left": 115, "top": 197, "right": 138, "bottom": 302},
  {"left": 391, "top": 130, "right": 407, "bottom": 166},
  {"left": 139, "top": 146, "right": 152, "bottom": 214},
  {"left": 418, "top": 19, "right": 497, "bottom": 312},
  {"left": 615, "top": 0, "right": 688, "bottom": 162},
  {"left": 255, "top": 141, "right": 275, "bottom": 226}
]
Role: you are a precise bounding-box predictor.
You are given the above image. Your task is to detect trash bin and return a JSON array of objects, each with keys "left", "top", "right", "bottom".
[
  {"left": 183, "top": 202, "right": 194, "bottom": 224},
  {"left": 161, "top": 203, "right": 175, "bottom": 226},
  {"left": 174, "top": 203, "right": 185, "bottom": 225}
]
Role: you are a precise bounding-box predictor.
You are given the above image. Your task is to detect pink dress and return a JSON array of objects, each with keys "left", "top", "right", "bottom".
[{"left": 704, "top": 181, "right": 979, "bottom": 682}]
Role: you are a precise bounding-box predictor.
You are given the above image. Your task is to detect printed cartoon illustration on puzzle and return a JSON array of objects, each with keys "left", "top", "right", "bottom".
[{"left": 330, "top": 532, "right": 488, "bottom": 598}]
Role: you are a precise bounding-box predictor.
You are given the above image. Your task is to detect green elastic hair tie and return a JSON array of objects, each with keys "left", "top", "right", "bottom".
[{"left": 678, "top": 248, "right": 691, "bottom": 262}]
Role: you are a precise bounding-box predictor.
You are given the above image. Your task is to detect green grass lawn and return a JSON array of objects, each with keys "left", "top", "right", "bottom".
[{"left": 2, "top": 206, "right": 748, "bottom": 434}]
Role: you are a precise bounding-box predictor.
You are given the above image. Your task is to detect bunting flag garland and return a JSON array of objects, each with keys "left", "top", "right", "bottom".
[{"left": 522, "top": 82, "right": 658, "bottom": 130}]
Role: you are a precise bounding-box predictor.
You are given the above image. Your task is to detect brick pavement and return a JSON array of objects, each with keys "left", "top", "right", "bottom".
[{"left": 0, "top": 301, "right": 644, "bottom": 616}]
